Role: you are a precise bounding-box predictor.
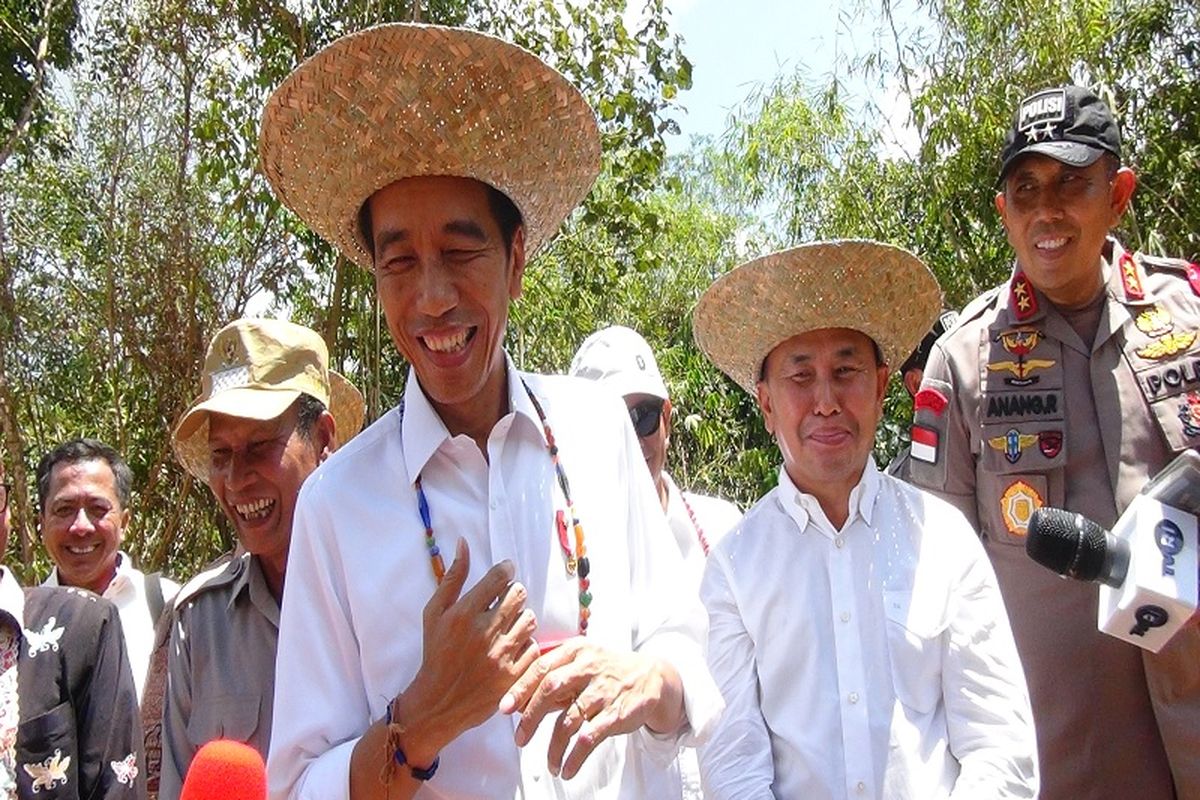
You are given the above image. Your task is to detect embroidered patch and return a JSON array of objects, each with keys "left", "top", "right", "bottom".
[
  {"left": 1009, "top": 272, "right": 1039, "bottom": 321},
  {"left": 985, "top": 391, "right": 1060, "bottom": 419},
  {"left": 1000, "top": 480, "right": 1044, "bottom": 536},
  {"left": 1140, "top": 358, "right": 1200, "bottom": 399},
  {"left": 110, "top": 753, "right": 138, "bottom": 786},
  {"left": 910, "top": 425, "right": 938, "bottom": 463},
  {"left": 988, "top": 429, "right": 1039, "bottom": 464},
  {"left": 1017, "top": 89, "right": 1066, "bottom": 141},
  {"left": 1038, "top": 430, "right": 1063, "bottom": 458},
  {"left": 1137, "top": 331, "right": 1197, "bottom": 360},
  {"left": 913, "top": 387, "right": 948, "bottom": 416},
  {"left": 1120, "top": 253, "right": 1145, "bottom": 301},
  {"left": 23, "top": 618, "right": 63, "bottom": 659},
  {"left": 23, "top": 749, "right": 70, "bottom": 792},
  {"left": 1178, "top": 392, "right": 1200, "bottom": 437},
  {"left": 1135, "top": 304, "right": 1174, "bottom": 338}
]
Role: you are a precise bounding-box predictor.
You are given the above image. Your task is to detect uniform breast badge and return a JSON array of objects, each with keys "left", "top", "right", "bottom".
[
  {"left": 1000, "top": 480, "right": 1044, "bottom": 536},
  {"left": 988, "top": 328, "right": 1056, "bottom": 386},
  {"left": 988, "top": 429, "right": 1038, "bottom": 464},
  {"left": 1134, "top": 305, "right": 1196, "bottom": 360},
  {"left": 1178, "top": 392, "right": 1200, "bottom": 438}
]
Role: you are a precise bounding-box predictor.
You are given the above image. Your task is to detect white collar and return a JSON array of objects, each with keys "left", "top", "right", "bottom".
[
  {"left": 43, "top": 550, "right": 135, "bottom": 597},
  {"left": 775, "top": 460, "right": 880, "bottom": 538},
  {"left": 401, "top": 352, "right": 547, "bottom": 480}
]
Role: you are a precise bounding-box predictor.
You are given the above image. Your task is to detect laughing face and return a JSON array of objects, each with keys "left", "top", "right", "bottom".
[
  {"left": 367, "top": 176, "right": 525, "bottom": 434},
  {"left": 41, "top": 459, "right": 129, "bottom": 594},
  {"left": 206, "top": 402, "right": 329, "bottom": 575},
  {"left": 996, "top": 154, "right": 1136, "bottom": 308}
]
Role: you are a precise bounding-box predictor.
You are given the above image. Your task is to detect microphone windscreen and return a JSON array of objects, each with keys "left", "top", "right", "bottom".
[
  {"left": 1026, "top": 507, "right": 1109, "bottom": 582},
  {"left": 180, "top": 740, "right": 267, "bottom": 800}
]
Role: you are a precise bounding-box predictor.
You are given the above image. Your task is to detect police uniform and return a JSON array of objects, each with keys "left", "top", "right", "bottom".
[
  {"left": 158, "top": 553, "right": 278, "bottom": 800},
  {"left": 912, "top": 238, "right": 1200, "bottom": 798}
]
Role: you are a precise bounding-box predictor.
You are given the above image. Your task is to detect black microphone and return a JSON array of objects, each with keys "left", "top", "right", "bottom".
[{"left": 1026, "top": 507, "right": 1130, "bottom": 588}]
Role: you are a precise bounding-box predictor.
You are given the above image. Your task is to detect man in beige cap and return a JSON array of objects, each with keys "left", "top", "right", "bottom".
[
  {"left": 693, "top": 241, "right": 1038, "bottom": 799},
  {"left": 259, "top": 24, "right": 720, "bottom": 800},
  {"left": 158, "top": 318, "right": 363, "bottom": 799},
  {"left": 910, "top": 85, "right": 1200, "bottom": 799}
]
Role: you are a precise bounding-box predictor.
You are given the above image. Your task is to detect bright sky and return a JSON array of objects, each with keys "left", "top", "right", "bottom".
[{"left": 664, "top": 0, "right": 849, "bottom": 151}]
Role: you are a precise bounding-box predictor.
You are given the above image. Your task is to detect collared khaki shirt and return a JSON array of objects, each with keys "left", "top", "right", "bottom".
[
  {"left": 912, "top": 238, "right": 1200, "bottom": 799},
  {"left": 159, "top": 553, "right": 279, "bottom": 800}
]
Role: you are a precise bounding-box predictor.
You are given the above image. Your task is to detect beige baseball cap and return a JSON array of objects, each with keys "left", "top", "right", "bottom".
[
  {"left": 569, "top": 325, "right": 669, "bottom": 401},
  {"left": 173, "top": 318, "right": 365, "bottom": 480}
]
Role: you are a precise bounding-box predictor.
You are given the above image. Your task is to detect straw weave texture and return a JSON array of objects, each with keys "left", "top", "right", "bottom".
[
  {"left": 693, "top": 240, "right": 942, "bottom": 394},
  {"left": 259, "top": 24, "right": 601, "bottom": 270}
]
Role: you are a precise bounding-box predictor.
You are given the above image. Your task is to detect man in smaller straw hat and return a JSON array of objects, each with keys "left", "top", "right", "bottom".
[
  {"left": 692, "top": 240, "right": 1038, "bottom": 799},
  {"left": 259, "top": 23, "right": 720, "bottom": 800},
  {"left": 570, "top": 324, "right": 741, "bottom": 800},
  {"left": 158, "top": 318, "right": 363, "bottom": 800},
  {"left": 910, "top": 85, "right": 1200, "bottom": 798}
]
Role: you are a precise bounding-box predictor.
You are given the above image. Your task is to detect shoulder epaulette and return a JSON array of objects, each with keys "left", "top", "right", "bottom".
[
  {"left": 1138, "top": 252, "right": 1194, "bottom": 273},
  {"left": 954, "top": 284, "right": 1005, "bottom": 329},
  {"left": 172, "top": 552, "right": 242, "bottom": 610}
]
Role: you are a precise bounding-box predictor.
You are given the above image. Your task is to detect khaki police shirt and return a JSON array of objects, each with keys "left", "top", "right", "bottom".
[
  {"left": 912, "top": 238, "right": 1200, "bottom": 799},
  {"left": 159, "top": 553, "right": 279, "bottom": 800}
]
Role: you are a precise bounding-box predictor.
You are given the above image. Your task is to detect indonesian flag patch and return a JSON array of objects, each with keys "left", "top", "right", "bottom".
[{"left": 910, "top": 424, "right": 939, "bottom": 463}]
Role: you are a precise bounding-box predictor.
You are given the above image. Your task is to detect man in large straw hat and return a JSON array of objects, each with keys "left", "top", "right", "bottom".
[
  {"left": 258, "top": 24, "right": 720, "bottom": 800},
  {"left": 909, "top": 85, "right": 1200, "bottom": 798},
  {"left": 692, "top": 241, "right": 1038, "bottom": 799},
  {"left": 159, "top": 318, "right": 364, "bottom": 800}
]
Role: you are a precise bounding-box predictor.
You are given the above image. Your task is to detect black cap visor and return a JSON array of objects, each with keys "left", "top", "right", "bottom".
[{"left": 998, "top": 141, "right": 1107, "bottom": 185}]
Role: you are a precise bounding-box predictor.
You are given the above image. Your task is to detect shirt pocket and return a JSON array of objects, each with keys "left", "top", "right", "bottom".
[
  {"left": 186, "top": 694, "right": 261, "bottom": 748},
  {"left": 16, "top": 700, "right": 79, "bottom": 798},
  {"left": 882, "top": 590, "right": 944, "bottom": 714}
]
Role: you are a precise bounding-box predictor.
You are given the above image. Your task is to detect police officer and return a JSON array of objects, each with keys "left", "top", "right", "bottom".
[
  {"left": 886, "top": 309, "right": 958, "bottom": 481},
  {"left": 911, "top": 85, "right": 1200, "bottom": 799}
]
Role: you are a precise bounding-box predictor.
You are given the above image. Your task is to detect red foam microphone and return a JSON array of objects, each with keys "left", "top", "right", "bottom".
[{"left": 180, "top": 740, "right": 267, "bottom": 800}]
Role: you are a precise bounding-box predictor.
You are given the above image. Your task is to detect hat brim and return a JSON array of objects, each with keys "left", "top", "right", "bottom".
[
  {"left": 173, "top": 371, "right": 366, "bottom": 482},
  {"left": 999, "top": 141, "right": 1106, "bottom": 182},
  {"left": 693, "top": 240, "right": 942, "bottom": 395},
  {"left": 259, "top": 24, "right": 601, "bottom": 270}
]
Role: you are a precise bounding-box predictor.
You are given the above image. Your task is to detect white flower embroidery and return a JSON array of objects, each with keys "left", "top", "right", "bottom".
[
  {"left": 23, "top": 619, "right": 64, "bottom": 659},
  {"left": 110, "top": 752, "right": 138, "bottom": 786},
  {"left": 23, "top": 749, "right": 70, "bottom": 793}
]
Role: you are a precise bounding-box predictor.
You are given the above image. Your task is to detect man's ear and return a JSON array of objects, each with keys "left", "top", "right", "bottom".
[
  {"left": 316, "top": 411, "right": 337, "bottom": 462},
  {"left": 875, "top": 364, "right": 891, "bottom": 408},
  {"left": 903, "top": 368, "right": 923, "bottom": 400},
  {"left": 508, "top": 226, "right": 527, "bottom": 302},
  {"left": 1110, "top": 167, "right": 1137, "bottom": 220},
  {"left": 756, "top": 380, "right": 775, "bottom": 435},
  {"left": 118, "top": 507, "right": 131, "bottom": 541}
]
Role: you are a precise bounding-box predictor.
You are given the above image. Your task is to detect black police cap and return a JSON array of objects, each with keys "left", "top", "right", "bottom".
[{"left": 998, "top": 85, "right": 1122, "bottom": 182}]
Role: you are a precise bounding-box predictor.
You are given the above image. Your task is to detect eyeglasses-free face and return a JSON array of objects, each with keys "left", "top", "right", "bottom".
[{"left": 627, "top": 398, "right": 665, "bottom": 438}]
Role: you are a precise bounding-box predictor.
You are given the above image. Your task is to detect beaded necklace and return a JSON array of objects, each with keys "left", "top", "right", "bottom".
[
  {"left": 679, "top": 491, "right": 711, "bottom": 556},
  {"left": 415, "top": 380, "right": 591, "bottom": 636}
]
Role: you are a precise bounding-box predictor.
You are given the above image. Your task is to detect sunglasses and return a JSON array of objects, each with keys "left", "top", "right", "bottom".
[{"left": 628, "top": 399, "right": 665, "bottom": 438}]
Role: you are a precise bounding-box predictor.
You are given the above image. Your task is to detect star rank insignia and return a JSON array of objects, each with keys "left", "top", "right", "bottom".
[
  {"left": 1025, "top": 121, "right": 1057, "bottom": 141},
  {"left": 1009, "top": 271, "right": 1039, "bottom": 321},
  {"left": 1119, "top": 253, "right": 1145, "bottom": 301}
]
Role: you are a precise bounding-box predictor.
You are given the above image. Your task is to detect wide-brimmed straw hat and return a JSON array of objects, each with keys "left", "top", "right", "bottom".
[
  {"left": 259, "top": 23, "right": 601, "bottom": 270},
  {"left": 693, "top": 240, "right": 942, "bottom": 394},
  {"left": 173, "top": 318, "right": 366, "bottom": 481}
]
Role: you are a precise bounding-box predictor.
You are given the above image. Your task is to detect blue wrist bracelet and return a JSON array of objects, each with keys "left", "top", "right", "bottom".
[{"left": 385, "top": 700, "right": 439, "bottom": 781}]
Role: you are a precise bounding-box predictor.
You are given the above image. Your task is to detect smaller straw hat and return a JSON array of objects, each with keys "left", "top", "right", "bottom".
[
  {"left": 173, "top": 318, "right": 366, "bottom": 481},
  {"left": 570, "top": 325, "right": 669, "bottom": 401},
  {"left": 693, "top": 240, "right": 942, "bottom": 394},
  {"left": 259, "top": 23, "right": 601, "bottom": 270}
]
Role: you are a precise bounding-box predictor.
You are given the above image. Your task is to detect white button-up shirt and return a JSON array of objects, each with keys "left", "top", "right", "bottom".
[
  {"left": 699, "top": 462, "right": 1038, "bottom": 799},
  {"left": 44, "top": 551, "right": 179, "bottom": 701},
  {"left": 268, "top": 361, "right": 722, "bottom": 800}
]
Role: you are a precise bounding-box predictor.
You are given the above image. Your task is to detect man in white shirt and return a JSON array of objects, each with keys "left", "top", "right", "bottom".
[
  {"left": 571, "top": 325, "right": 742, "bottom": 588},
  {"left": 35, "top": 437, "right": 180, "bottom": 702},
  {"left": 258, "top": 24, "right": 722, "bottom": 800},
  {"left": 691, "top": 241, "right": 1038, "bottom": 799},
  {"left": 570, "top": 326, "right": 740, "bottom": 800}
]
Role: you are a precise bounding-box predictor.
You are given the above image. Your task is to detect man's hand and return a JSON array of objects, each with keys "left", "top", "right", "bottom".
[
  {"left": 499, "top": 638, "right": 685, "bottom": 780},
  {"left": 392, "top": 538, "right": 539, "bottom": 765}
]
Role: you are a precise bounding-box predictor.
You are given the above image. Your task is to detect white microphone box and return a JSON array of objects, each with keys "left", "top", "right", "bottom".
[{"left": 1098, "top": 494, "right": 1198, "bottom": 652}]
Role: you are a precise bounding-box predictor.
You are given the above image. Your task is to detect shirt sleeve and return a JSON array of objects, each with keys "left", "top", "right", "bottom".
[
  {"left": 942, "top": 520, "right": 1039, "bottom": 798},
  {"left": 696, "top": 550, "right": 775, "bottom": 800},
  {"left": 615, "top": 396, "right": 724, "bottom": 761},
  {"left": 77, "top": 598, "right": 149, "bottom": 799},
  {"left": 266, "top": 480, "right": 367, "bottom": 800},
  {"left": 912, "top": 340, "right": 980, "bottom": 530},
  {"left": 158, "top": 608, "right": 194, "bottom": 800}
]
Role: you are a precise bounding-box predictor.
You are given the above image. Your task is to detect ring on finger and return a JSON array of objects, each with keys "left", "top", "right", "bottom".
[{"left": 572, "top": 698, "right": 586, "bottom": 720}]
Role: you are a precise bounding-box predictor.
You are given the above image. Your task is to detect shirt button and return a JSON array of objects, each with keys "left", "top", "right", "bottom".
[
  {"left": 840, "top": 611, "right": 851, "bottom": 623},
  {"left": 835, "top": 536, "right": 845, "bottom": 548},
  {"left": 848, "top": 692, "right": 859, "bottom": 704},
  {"left": 856, "top": 781, "right": 866, "bottom": 793}
]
